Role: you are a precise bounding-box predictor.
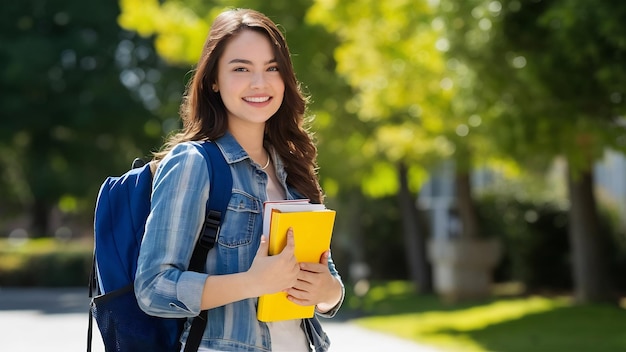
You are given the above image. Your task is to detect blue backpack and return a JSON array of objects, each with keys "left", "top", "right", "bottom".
[{"left": 88, "top": 141, "right": 232, "bottom": 352}]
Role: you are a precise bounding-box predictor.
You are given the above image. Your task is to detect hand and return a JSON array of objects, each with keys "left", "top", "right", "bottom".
[
  {"left": 286, "top": 250, "right": 341, "bottom": 311},
  {"left": 247, "top": 229, "right": 300, "bottom": 297}
]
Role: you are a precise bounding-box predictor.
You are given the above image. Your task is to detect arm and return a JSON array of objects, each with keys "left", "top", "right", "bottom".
[
  {"left": 199, "top": 232, "right": 301, "bottom": 310},
  {"left": 135, "top": 143, "right": 213, "bottom": 317}
]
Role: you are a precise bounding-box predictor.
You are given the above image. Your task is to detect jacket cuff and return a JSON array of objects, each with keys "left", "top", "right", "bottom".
[{"left": 176, "top": 271, "right": 209, "bottom": 314}]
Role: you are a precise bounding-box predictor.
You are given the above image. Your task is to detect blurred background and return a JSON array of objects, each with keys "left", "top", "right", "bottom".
[{"left": 2, "top": 0, "right": 626, "bottom": 350}]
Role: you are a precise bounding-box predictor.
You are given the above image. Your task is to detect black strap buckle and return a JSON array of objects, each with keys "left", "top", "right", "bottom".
[{"left": 198, "top": 210, "right": 221, "bottom": 249}]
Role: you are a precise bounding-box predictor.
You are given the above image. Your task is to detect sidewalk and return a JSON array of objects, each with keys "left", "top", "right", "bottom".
[{"left": 0, "top": 287, "right": 439, "bottom": 352}]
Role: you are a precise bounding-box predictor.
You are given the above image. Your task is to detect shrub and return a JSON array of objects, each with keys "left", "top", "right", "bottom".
[
  {"left": 0, "top": 238, "right": 92, "bottom": 287},
  {"left": 477, "top": 193, "right": 626, "bottom": 293},
  {"left": 477, "top": 194, "right": 571, "bottom": 290}
]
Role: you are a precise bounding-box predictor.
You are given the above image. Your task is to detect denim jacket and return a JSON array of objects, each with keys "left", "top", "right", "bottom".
[{"left": 135, "top": 132, "right": 344, "bottom": 351}]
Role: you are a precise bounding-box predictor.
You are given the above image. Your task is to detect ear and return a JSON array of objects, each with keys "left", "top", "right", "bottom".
[{"left": 212, "top": 83, "right": 219, "bottom": 92}]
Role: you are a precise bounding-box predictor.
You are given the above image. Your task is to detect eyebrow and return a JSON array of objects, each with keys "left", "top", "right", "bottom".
[{"left": 227, "top": 58, "right": 277, "bottom": 65}]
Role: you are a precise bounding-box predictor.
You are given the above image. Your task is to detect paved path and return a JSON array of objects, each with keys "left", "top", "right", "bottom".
[{"left": 0, "top": 287, "right": 439, "bottom": 352}]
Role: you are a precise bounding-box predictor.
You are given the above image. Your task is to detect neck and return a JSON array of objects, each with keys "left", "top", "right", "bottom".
[
  {"left": 228, "top": 123, "right": 264, "bottom": 151},
  {"left": 228, "top": 124, "right": 267, "bottom": 165}
]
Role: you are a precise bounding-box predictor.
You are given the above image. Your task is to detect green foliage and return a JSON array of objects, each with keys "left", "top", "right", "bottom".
[
  {"left": 0, "top": 0, "right": 189, "bottom": 235},
  {"left": 0, "top": 1, "right": 147, "bottom": 234},
  {"left": 0, "top": 239, "right": 92, "bottom": 286},
  {"left": 308, "top": 0, "right": 456, "bottom": 192},
  {"left": 309, "top": 0, "right": 446, "bottom": 122},
  {"left": 439, "top": 0, "right": 626, "bottom": 168}
]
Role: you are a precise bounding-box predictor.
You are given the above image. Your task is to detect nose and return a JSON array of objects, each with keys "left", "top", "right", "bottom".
[{"left": 250, "top": 72, "right": 267, "bottom": 89}]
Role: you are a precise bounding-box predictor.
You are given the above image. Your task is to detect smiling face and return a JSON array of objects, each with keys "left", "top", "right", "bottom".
[{"left": 214, "top": 29, "right": 285, "bottom": 132}]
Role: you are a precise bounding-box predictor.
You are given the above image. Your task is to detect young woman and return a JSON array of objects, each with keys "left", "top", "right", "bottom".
[{"left": 134, "top": 8, "right": 344, "bottom": 352}]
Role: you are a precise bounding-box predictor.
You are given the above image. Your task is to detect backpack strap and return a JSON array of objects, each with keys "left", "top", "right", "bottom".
[
  {"left": 185, "top": 140, "right": 232, "bottom": 352},
  {"left": 187, "top": 141, "right": 232, "bottom": 271}
]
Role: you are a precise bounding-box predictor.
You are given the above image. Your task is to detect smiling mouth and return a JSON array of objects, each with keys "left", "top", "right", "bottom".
[{"left": 243, "top": 96, "right": 271, "bottom": 103}]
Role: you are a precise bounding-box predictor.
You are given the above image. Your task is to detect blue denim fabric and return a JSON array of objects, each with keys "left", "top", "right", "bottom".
[{"left": 135, "top": 132, "right": 343, "bottom": 351}]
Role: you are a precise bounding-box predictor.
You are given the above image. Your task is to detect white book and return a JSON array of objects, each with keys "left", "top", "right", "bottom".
[{"left": 262, "top": 199, "right": 326, "bottom": 235}]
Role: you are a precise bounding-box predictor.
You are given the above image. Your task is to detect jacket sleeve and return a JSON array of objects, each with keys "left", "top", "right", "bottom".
[{"left": 134, "top": 143, "right": 210, "bottom": 318}]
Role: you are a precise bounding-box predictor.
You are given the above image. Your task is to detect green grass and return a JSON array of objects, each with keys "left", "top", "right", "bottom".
[{"left": 342, "top": 281, "right": 626, "bottom": 352}]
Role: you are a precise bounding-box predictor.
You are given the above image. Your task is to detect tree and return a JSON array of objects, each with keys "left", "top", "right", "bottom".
[
  {"left": 0, "top": 0, "right": 181, "bottom": 236},
  {"left": 307, "top": 0, "right": 465, "bottom": 292},
  {"left": 440, "top": 0, "right": 626, "bottom": 303}
]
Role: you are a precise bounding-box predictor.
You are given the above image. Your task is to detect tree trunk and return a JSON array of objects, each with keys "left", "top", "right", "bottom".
[
  {"left": 455, "top": 170, "right": 480, "bottom": 239},
  {"left": 567, "top": 164, "right": 611, "bottom": 303},
  {"left": 344, "top": 191, "right": 369, "bottom": 283},
  {"left": 31, "top": 198, "right": 51, "bottom": 238},
  {"left": 397, "top": 161, "right": 432, "bottom": 293}
]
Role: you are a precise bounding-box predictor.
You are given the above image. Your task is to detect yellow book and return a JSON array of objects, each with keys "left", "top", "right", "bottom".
[{"left": 257, "top": 206, "right": 336, "bottom": 322}]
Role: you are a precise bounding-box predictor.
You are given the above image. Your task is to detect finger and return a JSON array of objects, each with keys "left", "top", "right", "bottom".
[
  {"left": 286, "top": 287, "right": 309, "bottom": 303},
  {"left": 280, "top": 228, "right": 296, "bottom": 256},
  {"left": 299, "top": 262, "right": 324, "bottom": 273},
  {"left": 287, "top": 294, "right": 308, "bottom": 306},
  {"left": 293, "top": 275, "right": 313, "bottom": 289},
  {"left": 295, "top": 270, "right": 310, "bottom": 283},
  {"left": 319, "top": 250, "right": 330, "bottom": 264}
]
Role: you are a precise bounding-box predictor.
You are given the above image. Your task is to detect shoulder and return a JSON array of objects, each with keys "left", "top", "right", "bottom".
[
  {"left": 154, "top": 142, "right": 209, "bottom": 182},
  {"left": 169, "top": 141, "right": 204, "bottom": 157}
]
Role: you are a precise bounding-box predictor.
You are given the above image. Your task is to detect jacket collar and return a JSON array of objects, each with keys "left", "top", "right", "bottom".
[
  {"left": 214, "top": 131, "right": 249, "bottom": 165},
  {"left": 215, "top": 131, "right": 290, "bottom": 189}
]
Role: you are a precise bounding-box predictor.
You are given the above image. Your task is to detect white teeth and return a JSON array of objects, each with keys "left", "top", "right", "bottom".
[{"left": 244, "top": 96, "right": 270, "bottom": 103}]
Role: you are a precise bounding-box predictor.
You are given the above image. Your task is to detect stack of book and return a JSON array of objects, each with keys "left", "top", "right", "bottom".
[{"left": 257, "top": 200, "right": 336, "bottom": 322}]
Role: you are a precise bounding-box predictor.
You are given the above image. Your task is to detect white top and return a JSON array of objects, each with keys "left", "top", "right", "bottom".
[{"left": 265, "top": 166, "right": 309, "bottom": 351}]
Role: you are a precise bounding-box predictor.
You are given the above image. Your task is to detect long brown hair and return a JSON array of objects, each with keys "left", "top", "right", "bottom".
[{"left": 154, "top": 8, "right": 322, "bottom": 203}]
